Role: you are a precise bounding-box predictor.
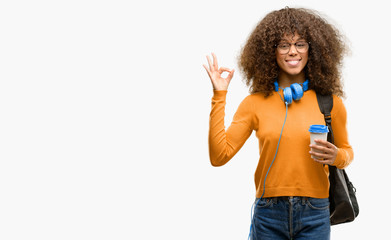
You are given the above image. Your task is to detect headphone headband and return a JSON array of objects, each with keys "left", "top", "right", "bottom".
[{"left": 274, "top": 79, "right": 310, "bottom": 105}]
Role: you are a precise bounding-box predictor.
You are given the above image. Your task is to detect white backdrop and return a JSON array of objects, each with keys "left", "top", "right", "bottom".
[{"left": 0, "top": 0, "right": 389, "bottom": 239}]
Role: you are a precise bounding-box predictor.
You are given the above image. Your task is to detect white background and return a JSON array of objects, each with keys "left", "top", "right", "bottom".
[{"left": 0, "top": 0, "right": 389, "bottom": 239}]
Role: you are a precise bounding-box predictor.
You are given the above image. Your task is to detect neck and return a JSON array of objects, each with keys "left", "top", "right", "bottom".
[{"left": 277, "top": 72, "right": 306, "bottom": 88}]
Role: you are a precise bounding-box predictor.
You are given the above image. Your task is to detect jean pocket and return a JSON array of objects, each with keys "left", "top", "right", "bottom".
[
  {"left": 255, "top": 198, "right": 273, "bottom": 209},
  {"left": 306, "top": 198, "right": 329, "bottom": 210}
]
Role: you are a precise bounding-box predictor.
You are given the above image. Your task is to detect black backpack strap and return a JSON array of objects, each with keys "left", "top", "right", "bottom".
[
  {"left": 317, "top": 92, "right": 359, "bottom": 223},
  {"left": 316, "top": 93, "right": 334, "bottom": 143}
]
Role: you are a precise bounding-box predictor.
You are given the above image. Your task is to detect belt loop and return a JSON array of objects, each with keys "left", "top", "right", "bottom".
[{"left": 301, "top": 197, "right": 308, "bottom": 205}]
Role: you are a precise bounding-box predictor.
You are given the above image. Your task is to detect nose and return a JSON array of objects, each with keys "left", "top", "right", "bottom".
[{"left": 288, "top": 44, "right": 297, "bottom": 55}]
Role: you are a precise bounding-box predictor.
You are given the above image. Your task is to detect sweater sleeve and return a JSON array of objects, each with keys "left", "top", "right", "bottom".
[
  {"left": 208, "top": 90, "right": 254, "bottom": 166},
  {"left": 331, "top": 96, "right": 354, "bottom": 169}
]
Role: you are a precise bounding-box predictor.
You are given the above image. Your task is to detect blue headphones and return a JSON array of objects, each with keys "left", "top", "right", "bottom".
[{"left": 274, "top": 79, "right": 309, "bottom": 105}]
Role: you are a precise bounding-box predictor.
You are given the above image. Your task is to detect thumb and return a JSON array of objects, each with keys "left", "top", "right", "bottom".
[{"left": 227, "top": 69, "right": 235, "bottom": 81}]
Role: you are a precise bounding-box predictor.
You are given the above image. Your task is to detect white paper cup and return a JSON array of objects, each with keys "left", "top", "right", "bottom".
[{"left": 309, "top": 125, "right": 329, "bottom": 159}]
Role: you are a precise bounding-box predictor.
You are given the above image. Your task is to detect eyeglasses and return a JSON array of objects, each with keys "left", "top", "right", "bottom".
[{"left": 275, "top": 41, "right": 310, "bottom": 54}]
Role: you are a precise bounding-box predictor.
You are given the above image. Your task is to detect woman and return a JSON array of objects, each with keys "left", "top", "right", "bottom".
[{"left": 203, "top": 7, "right": 353, "bottom": 240}]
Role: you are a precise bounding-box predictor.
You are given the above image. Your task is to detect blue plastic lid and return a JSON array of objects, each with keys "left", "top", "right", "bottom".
[{"left": 308, "top": 125, "right": 329, "bottom": 133}]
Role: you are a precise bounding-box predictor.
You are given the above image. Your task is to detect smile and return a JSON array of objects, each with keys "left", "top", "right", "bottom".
[{"left": 286, "top": 60, "right": 300, "bottom": 66}]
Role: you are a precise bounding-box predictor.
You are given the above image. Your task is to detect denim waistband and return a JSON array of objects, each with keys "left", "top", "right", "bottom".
[{"left": 264, "top": 196, "right": 309, "bottom": 204}]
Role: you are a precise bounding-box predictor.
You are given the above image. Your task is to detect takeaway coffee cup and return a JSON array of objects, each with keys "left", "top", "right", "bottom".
[{"left": 309, "top": 125, "right": 329, "bottom": 159}]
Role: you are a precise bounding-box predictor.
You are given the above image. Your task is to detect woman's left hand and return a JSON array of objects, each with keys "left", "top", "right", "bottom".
[{"left": 309, "top": 139, "right": 338, "bottom": 165}]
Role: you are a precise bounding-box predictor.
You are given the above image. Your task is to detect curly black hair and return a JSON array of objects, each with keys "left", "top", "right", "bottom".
[{"left": 238, "top": 7, "right": 348, "bottom": 97}]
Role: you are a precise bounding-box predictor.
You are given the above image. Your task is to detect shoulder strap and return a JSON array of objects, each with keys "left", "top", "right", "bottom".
[{"left": 316, "top": 93, "right": 334, "bottom": 143}]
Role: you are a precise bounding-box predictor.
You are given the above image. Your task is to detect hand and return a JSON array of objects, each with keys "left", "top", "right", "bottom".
[
  {"left": 309, "top": 139, "right": 338, "bottom": 165},
  {"left": 203, "top": 53, "right": 234, "bottom": 90}
]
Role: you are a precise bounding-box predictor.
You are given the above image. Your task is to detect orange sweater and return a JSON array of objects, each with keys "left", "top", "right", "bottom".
[{"left": 209, "top": 89, "right": 353, "bottom": 198}]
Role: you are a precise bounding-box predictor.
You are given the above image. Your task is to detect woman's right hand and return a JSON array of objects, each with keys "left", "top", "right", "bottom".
[{"left": 203, "top": 53, "right": 235, "bottom": 91}]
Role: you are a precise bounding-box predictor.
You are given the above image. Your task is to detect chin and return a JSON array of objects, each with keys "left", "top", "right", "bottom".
[{"left": 286, "top": 70, "right": 303, "bottom": 76}]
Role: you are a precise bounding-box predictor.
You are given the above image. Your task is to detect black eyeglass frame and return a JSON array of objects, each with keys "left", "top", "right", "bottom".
[{"left": 274, "top": 41, "right": 311, "bottom": 54}]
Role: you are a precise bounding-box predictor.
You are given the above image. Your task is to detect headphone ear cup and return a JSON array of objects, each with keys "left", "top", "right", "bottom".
[
  {"left": 283, "top": 87, "right": 293, "bottom": 105},
  {"left": 274, "top": 81, "right": 279, "bottom": 92},
  {"left": 290, "top": 83, "right": 304, "bottom": 101}
]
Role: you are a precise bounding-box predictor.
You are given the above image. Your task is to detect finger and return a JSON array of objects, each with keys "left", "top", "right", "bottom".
[
  {"left": 212, "top": 52, "right": 218, "bottom": 70},
  {"left": 227, "top": 69, "right": 235, "bottom": 81},
  {"left": 206, "top": 55, "right": 214, "bottom": 71},
  {"left": 313, "top": 158, "right": 333, "bottom": 165},
  {"left": 314, "top": 157, "right": 335, "bottom": 165},
  {"left": 203, "top": 64, "right": 212, "bottom": 78},
  {"left": 312, "top": 143, "right": 337, "bottom": 155},
  {"left": 310, "top": 151, "right": 328, "bottom": 159},
  {"left": 314, "top": 139, "right": 335, "bottom": 148},
  {"left": 313, "top": 139, "right": 329, "bottom": 146},
  {"left": 324, "top": 140, "right": 338, "bottom": 150},
  {"left": 218, "top": 67, "right": 231, "bottom": 73},
  {"left": 309, "top": 144, "right": 328, "bottom": 152},
  {"left": 310, "top": 142, "right": 334, "bottom": 152}
]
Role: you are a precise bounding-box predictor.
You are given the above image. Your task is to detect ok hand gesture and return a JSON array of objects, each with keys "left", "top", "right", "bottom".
[{"left": 203, "top": 53, "right": 235, "bottom": 91}]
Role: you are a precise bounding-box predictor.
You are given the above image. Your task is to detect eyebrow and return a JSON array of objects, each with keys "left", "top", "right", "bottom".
[{"left": 279, "top": 38, "right": 306, "bottom": 43}]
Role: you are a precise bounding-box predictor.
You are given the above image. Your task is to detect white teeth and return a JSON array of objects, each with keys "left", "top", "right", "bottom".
[{"left": 287, "top": 60, "right": 299, "bottom": 65}]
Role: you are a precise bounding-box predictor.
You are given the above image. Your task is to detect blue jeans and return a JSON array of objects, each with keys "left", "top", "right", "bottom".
[{"left": 251, "top": 197, "right": 330, "bottom": 240}]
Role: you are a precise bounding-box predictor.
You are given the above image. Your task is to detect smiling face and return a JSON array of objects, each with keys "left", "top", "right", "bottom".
[{"left": 276, "top": 33, "right": 309, "bottom": 81}]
